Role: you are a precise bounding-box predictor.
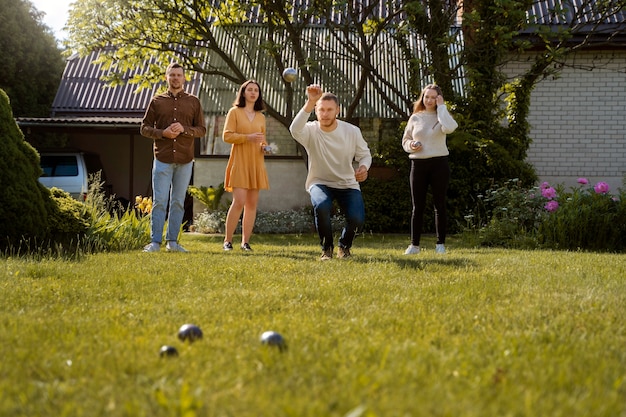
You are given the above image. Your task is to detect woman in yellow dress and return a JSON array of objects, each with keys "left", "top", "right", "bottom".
[{"left": 222, "top": 80, "right": 270, "bottom": 251}]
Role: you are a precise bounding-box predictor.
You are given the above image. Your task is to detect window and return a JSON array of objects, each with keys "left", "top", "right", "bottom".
[{"left": 40, "top": 155, "right": 79, "bottom": 177}]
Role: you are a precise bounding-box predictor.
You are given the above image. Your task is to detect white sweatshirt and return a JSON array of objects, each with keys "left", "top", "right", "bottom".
[
  {"left": 402, "top": 104, "right": 458, "bottom": 159},
  {"left": 290, "top": 109, "right": 372, "bottom": 192}
]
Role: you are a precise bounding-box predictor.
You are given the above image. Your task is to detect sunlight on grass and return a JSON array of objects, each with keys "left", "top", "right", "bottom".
[{"left": 1, "top": 234, "right": 625, "bottom": 416}]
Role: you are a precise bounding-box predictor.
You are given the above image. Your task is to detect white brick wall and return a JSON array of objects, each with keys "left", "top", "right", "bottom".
[{"left": 504, "top": 50, "right": 626, "bottom": 190}]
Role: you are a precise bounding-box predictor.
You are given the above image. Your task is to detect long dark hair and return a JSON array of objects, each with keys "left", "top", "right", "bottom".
[
  {"left": 234, "top": 80, "right": 266, "bottom": 111},
  {"left": 413, "top": 84, "right": 442, "bottom": 113}
]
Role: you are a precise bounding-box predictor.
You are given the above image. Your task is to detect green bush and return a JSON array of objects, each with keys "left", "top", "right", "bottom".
[
  {"left": 0, "top": 89, "right": 50, "bottom": 250},
  {"left": 188, "top": 183, "right": 227, "bottom": 211},
  {"left": 361, "top": 176, "right": 412, "bottom": 233},
  {"left": 192, "top": 208, "right": 344, "bottom": 235},
  {"left": 46, "top": 187, "right": 91, "bottom": 243}
]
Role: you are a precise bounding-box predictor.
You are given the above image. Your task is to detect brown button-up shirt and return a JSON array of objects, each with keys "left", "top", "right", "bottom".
[{"left": 140, "top": 91, "right": 206, "bottom": 164}]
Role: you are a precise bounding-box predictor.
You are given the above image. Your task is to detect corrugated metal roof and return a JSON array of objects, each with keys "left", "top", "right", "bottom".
[
  {"left": 526, "top": 0, "right": 626, "bottom": 25},
  {"left": 51, "top": 50, "right": 202, "bottom": 118},
  {"left": 16, "top": 116, "right": 141, "bottom": 127}
]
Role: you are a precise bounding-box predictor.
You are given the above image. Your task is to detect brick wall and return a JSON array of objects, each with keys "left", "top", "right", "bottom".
[{"left": 504, "top": 50, "right": 626, "bottom": 190}]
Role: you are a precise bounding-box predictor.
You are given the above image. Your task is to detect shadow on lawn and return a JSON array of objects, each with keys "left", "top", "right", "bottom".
[
  {"left": 386, "top": 256, "right": 476, "bottom": 270},
  {"left": 253, "top": 247, "right": 476, "bottom": 271}
]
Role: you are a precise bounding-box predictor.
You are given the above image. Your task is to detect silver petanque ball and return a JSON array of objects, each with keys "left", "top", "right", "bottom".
[
  {"left": 260, "top": 330, "right": 287, "bottom": 351},
  {"left": 177, "top": 323, "right": 203, "bottom": 343},
  {"left": 282, "top": 67, "right": 297, "bottom": 83}
]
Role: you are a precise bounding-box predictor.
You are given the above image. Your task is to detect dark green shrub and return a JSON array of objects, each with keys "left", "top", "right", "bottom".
[
  {"left": 361, "top": 175, "right": 412, "bottom": 233},
  {"left": 0, "top": 89, "right": 50, "bottom": 250}
]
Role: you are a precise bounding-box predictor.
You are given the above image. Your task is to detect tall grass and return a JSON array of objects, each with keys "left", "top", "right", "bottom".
[{"left": 1, "top": 234, "right": 625, "bottom": 416}]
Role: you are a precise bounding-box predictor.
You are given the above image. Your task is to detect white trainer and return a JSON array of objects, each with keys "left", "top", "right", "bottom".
[
  {"left": 143, "top": 242, "right": 161, "bottom": 252},
  {"left": 435, "top": 243, "right": 446, "bottom": 254},
  {"left": 404, "top": 244, "right": 420, "bottom": 255},
  {"left": 166, "top": 241, "right": 189, "bottom": 253}
]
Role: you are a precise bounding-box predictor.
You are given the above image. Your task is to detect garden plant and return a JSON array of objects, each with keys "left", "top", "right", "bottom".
[{"left": 463, "top": 177, "right": 626, "bottom": 252}]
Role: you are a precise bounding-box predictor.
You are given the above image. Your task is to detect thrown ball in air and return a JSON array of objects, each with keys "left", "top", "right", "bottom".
[{"left": 282, "top": 67, "right": 297, "bottom": 83}]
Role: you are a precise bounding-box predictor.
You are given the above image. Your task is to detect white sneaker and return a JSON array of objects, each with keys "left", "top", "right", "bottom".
[
  {"left": 143, "top": 242, "right": 160, "bottom": 252},
  {"left": 166, "top": 241, "right": 189, "bottom": 253},
  {"left": 404, "top": 244, "right": 420, "bottom": 255},
  {"left": 435, "top": 243, "right": 446, "bottom": 254}
]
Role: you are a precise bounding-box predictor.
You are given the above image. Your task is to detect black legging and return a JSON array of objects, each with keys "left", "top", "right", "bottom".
[{"left": 409, "top": 156, "right": 450, "bottom": 246}]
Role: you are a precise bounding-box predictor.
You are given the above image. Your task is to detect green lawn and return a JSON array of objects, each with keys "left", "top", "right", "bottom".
[{"left": 1, "top": 233, "right": 625, "bottom": 416}]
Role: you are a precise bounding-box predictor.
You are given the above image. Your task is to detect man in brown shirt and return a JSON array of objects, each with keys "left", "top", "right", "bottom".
[{"left": 140, "top": 62, "right": 206, "bottom": 253}]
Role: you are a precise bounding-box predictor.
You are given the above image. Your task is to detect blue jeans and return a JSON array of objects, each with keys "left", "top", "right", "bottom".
[
  {"left": 150, "top": 159, "right": 193, "bottom": 243},
  {"left": 309, "top": 184, "right": 365, "bottom": 251}
]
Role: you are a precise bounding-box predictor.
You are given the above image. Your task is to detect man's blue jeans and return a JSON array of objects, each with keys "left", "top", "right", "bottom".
[
  {"left": 309, "top": 184, "right": 365, "bottom": 251},
  {"left": 150, "top": 159, "right": 193, "bottom": 243}
]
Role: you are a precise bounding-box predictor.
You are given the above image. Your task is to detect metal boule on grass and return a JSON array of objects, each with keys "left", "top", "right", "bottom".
[
  {"left": 177, "top": 324, "right": 203, "bottom": 343},
  {"left": 260, "top": 330, "right": 287, "bottom": 352},
  {"left": 159, "top": 345, "right": 179, "bottom": 358},
  {"left": 282, "top": 67, "right": 297, "bottom": 83}
]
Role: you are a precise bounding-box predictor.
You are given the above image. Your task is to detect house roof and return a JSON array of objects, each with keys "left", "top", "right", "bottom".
[
  {"left": 522, "top": 0, "right": 626, "bottom": 43},
  {"left": 527, "top": 0, "right": 626, "bottom": 25},
  {"left": 15, "top": 116, "right": 141, "bottom": 128},
  {"left": 49, "top": 50, "right": 203, "bottom": 119}
]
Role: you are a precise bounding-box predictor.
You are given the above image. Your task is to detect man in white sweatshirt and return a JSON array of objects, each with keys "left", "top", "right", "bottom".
[{"left": 289, "top": 85, "right": 372, "bottom": 260}]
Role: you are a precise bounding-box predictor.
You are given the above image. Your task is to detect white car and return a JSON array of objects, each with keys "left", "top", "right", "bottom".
[{"left": 38, "top": 152, "right": 89, "bottom": 200}]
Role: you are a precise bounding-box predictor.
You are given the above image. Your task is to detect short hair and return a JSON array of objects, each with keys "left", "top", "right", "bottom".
[
  {"left": 233, "top": 80, "right": 266, "bottom": 111},
  {"left": 166, "top": 62, "right": 184, "bottom": 75},
  {"left": 413, "top": 84, "right": 443, "bottom": 113},
  {"left": 318, "top": 92, "right": 339, "bottom": 107}
]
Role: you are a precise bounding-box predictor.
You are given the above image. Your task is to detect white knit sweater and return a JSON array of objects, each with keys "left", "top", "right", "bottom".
[
  {"left": 290, "top": 109, "right": 372, "bottom": 192},
  {"left": 402, "top": 105, "right": 458, "bottom": 159}
]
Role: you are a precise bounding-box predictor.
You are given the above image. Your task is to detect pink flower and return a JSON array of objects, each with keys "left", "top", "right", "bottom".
[
  {"left": 544, "top": 200, "right": 559, "bottom": 212},
  {"left": 540, "top": 182, "right": 550, "bottom": 190},
  {"left": 594, "top": 182, "right": 610, "bottom": 194},
  {"left": 541, "top": 187, "right": 557, "bottom": 199},
  {"left": 577, "top": 178, "right": 588, "bottom": 185}
]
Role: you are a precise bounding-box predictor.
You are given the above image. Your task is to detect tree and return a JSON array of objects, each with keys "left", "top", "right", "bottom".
[
  {"left": 65, "top": 0, "right": 411, "bottom": 126},
  {"left": 0, "top": 0, "right": 65, "bottom": 117},
  {"left": 0, "top": 89, "right": 51, "bottom": 250}
]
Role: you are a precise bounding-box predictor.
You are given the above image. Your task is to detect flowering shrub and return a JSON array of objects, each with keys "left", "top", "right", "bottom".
[
  {"left": 463, "top": 178, "right": 625, "bottom": 251},
  {"left": 538, "top": 179, "right": 625, "bottom": 251}
]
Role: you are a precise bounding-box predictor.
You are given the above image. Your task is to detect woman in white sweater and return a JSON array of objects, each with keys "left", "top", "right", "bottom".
[{"left": 402, "top": 84, "right": 458, "bottom": 255}]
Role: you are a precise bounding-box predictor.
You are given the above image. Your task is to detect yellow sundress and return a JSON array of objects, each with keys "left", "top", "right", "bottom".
[{"left": 223, "top": 107, "right": 270, "bottom": 192}]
